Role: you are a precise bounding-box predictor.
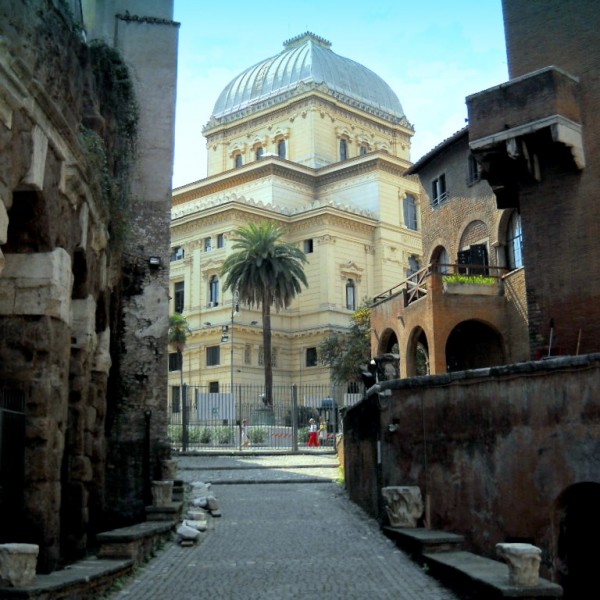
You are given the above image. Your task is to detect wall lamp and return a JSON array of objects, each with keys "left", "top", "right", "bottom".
[{"left": 148, "top": 256, "right": 162, "bottom": 269}]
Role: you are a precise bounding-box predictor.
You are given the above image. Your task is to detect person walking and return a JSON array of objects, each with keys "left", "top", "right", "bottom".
[
  {"left": 307, "top": 418, "right": 318, "bottom": 447},
  {"left": 241, "top": 418, "right": 249, "bottom": 448},
  {"left": 319, "top": 417, "right": 328, "bottom": 446}
]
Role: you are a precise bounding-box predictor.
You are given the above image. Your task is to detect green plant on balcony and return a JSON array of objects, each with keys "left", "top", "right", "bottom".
[{"left": 442, "top": 274, "right": 496, "bottom": 286}]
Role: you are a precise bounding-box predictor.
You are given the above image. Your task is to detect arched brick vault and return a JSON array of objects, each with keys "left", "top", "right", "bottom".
[{"left": 445, "top": 319, "right": 506, "bottom": 372}]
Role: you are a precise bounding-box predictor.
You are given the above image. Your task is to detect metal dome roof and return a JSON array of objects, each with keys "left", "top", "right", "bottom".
[{"left": 210, "top": 32, "right": 406, "bottom": 124}]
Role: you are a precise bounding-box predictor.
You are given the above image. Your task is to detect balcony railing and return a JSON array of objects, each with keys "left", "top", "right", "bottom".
[{"left": 373, "top": 263, "right": 507, "bottom": 307}]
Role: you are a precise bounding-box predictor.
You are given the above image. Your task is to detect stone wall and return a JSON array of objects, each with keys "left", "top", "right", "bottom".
[
  {"left": 0, "top": 0, "right": 176, "bottom": 572},
  {"left": 344, "top": 354, "right": 600, "bottom": 581}
]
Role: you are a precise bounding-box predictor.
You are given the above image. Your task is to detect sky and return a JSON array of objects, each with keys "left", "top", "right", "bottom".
[{"left": 171, "top": 0, "right": 508, "bottom": 189}]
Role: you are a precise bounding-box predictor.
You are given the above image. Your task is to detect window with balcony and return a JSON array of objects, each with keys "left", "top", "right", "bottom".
[
  {"left": 174, "top": 281, "right": 184, "bottom": 314},
  {"left": 206, "top": 346, "right": 220, "bottom": 366},
  {"left": 458, "top": 244, "right": 489, "bottom": 275},
  {"left": 403, "top": 194, "right": 418, "bottom": 230},
  {"left": 431, "top": 174, "right": 447, "bottom": 206}
]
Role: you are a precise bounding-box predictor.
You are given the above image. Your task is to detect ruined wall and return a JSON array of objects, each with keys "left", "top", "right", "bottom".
[
  {"left": 0, "top": 0, "right": 175, "bottom": 572},
  {"left": 344, "top": 354, "right": 600, "bottom": 579}
]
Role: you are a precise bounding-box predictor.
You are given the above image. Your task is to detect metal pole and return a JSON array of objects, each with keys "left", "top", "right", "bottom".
[
  {"left": 231, "top": 287, "right": 239, "bottom": 449},
  {"left": 291, "top": 384, "right": 298, "bottom": 453}
]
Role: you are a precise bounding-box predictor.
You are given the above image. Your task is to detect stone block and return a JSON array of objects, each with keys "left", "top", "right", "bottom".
[
  {"left": 496, "top": 542, "right": 542, "bottom": 587},
  {"left": 0, "top": 543, "right": 39, "bottom": 587},
  {"left": 151, "top": 480, "right": 173, "bottom": 507},
  {"left": 382, "top": 486, "right": 423, "bottom": 528}
]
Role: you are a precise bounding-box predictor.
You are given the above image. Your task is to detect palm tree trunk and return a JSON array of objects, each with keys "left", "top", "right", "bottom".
[{"left": 262, "top": 294, "right": 273, "bottom": 406}]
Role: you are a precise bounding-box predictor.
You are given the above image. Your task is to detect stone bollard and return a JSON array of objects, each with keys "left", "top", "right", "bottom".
[
  {"left": 381, "top": 486, "right": 423, "bottom": 528},
  {"left": 0, "top": 543, "right": 39, "bottom": 587},
  {"left": 151, "top": 480, "right": 174, "bottom": 507},
  {"left": 496, "top": 543, "right": 542, "bottom": 587}
]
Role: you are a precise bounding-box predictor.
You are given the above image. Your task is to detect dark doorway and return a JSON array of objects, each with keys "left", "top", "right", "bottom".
[
  {"left": 555, "top": 482, "right": 600, "bottom": 598},
  {"left": 445, "top": 320, "right": 504, "bottom": 372}
]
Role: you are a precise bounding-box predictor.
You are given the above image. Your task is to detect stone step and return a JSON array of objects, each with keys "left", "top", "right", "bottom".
[
  {"left": 383, "top": 526, "right": 465, "bottom": 556},
  {"left": 423, "top": 550, "right": 563, "bottom": 599}
]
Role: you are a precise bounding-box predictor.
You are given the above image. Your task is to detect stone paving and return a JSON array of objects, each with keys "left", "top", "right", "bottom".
[{"left": 108, "top": 453, "right": 463, "bottom": 600}]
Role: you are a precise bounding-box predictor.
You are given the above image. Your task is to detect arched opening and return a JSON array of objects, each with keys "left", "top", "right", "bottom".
[
  {"left": 445, "top": 320, "right": 504, "bottom": 372},
  {"left": 407, "top": 327, "right": 430, "bottom": 376},
  {"left": 554, "top": 482, "right": 600, "bottom": 598},
  {"left": 431, "top": 245, "right": 450, "bottom": 274},
  {"left": 378, "top": 328, "right": 399, "bottom": 355}
]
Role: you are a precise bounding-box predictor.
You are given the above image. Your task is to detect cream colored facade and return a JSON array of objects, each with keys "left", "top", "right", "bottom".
[{"left": 169, "top": 33, "right": 422, "bottom": 392}]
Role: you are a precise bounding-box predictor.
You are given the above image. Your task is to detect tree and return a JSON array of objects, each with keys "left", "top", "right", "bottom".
[
  {"left": 168, "top": 313, "right": 191, "bottom": 450},
  {"left": 319, "top": 306, "right": 371, "bottom": 383},
  {"left": 221, "top": 221, "right": 308, "bottom": 405}
]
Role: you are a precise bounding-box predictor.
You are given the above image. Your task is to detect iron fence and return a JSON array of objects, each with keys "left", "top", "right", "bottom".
[{"left": 168, "top": 383, "right": 363, "bottom": 452}]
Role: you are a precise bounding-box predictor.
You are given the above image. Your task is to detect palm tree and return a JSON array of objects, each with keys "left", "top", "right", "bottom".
[
  {"left": 168, "top": 313, "right": 191, "bottom": 450},
  {"left": 221, "top": 221, "right": 308, "bottom": 406}
]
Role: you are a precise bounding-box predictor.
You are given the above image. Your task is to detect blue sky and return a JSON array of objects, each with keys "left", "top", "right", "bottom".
[{"left": 172, "top": 0, "right": 508, "bottom": 188}]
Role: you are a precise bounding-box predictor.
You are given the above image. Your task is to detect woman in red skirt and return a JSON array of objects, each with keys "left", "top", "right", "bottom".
[{"left": 307, "top": 418, "right": 318, "bottom": 447}]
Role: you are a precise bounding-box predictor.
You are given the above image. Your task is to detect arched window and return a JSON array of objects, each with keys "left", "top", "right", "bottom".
[
  {"left": 234, "top": 153, "right": 243, "bottom": 168},
  {"left": 209, "top": 275, "right": 219, "bottom": 306},
  {"left": 339, "top": 139, "right": 348, "bottom": 161},
  {"left": 403, "top": 194, "right": 418, "bottom": 230},
  {"left": 507, "top": 211, "right": 523, "bottom": 269},
  {"left": 432, "top": 247, "right": 450, "bottom": 274},
  {"left": 255, "top": 146, "right": 264, "bottom": 161},
  {"left": 277, "top": 139, "right": 286, "bottom": 158},
  {"left": 346, "top": 279, "right": 356, "bottom": 310}
]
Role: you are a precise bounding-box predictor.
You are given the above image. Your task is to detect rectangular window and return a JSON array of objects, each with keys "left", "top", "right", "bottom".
[
  {"left": 403, "top": 195, "right": 418, "bottom": 231},
  {"left": 303, "top": 239, "right": 313, "bottom": 254},
  {"left": 431, "top": 174, "right": 447, "bottom": 206},
  {"left": 244, "top": 345, "right": 251, "bottom": 365},
  {"left": 168, "top": 352, "right": 182, "bottom": 371},
  {"left": 209, "top": 381, "right": 219, "bottom": 393},
  {"left": 204, "top": 237, "right": 212, "bottom": 252},
  {"left": 272, "top": 347, "right": 278, "bottom": 368},
  {"left": 206, "top": 346, "right": 220, "bottom": 366},
  {"left": 258, "top": 346, "right": 264, "bottom": 366},
  {"left": 170, "top": 246, "right": 184, "bottom": 262},
  {"left": 467, "top": 154, "right": 480, "bottom": 185},
  {"left": 217, "top": 233, "right": 224, "bottom": 248},
  {"left": 174, "top": 281, "right": 184, "bottom": 314},
  {"left": 306, "top": 347, "right": 318, "bottom": 367}
]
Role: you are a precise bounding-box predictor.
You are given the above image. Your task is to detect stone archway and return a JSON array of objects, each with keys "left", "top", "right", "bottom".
[
  {"left": 378, "top": 328, "right": 399, "bottom": 355},
  {"left": 445, "top": 320, "right": 504, "bottom": 372},
  {"left": 554, "top": 482, "right": 600, "bottom": 598},
  {"left": 406, "top": 327, "right": 429, "bottom": 376}
]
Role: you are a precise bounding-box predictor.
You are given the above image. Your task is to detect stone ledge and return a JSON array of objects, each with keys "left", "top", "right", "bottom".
[
  {"left": 383, "top": 526, "right": 464, "bottom": 555},
  {"left": 423, "top": 550, "right": 563, "bottom": 598},
  {"left": 0, "top": 557, "right": 132, "bottom": 599},
  {"left": 96, "top": 521, "right": 175, "bottom": 564}
]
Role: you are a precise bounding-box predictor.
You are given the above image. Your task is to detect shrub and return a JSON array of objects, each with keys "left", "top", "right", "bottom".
[
  {"left": 298, "top": 427, "right": 309, "bottom": 443},
  {"left": 198, "top": 427, "right": 212, "bottom": 444},
  {"left": 249, "top": 427, "right": 267, "bottom": 444},
  {"left": 214, "top": 426, "right": 233, "bottom": 444},
  {"left": 442, "top": 274, "right": 496, "bottom": 285}
]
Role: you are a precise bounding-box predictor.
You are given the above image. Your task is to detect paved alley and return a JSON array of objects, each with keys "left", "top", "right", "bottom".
[{"left": 108, "top": 453, "right": 462, "bottom": 600}]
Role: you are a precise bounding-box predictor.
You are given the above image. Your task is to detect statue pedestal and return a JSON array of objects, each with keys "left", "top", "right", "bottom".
[
  {"left": 251, "top": 408, "right": 274, "bottom": 425},
  {"left": 151, "top": 480, "right": 174, "bottom": 507},
  {"left": 0, "top": 543, "right": 39, "bottom": 587}
]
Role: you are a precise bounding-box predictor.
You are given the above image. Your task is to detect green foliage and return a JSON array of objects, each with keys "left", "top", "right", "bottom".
[
  {"left": 214, "top": 427, "right": 233, "bottom": 444},
  {"left": 168, "top": 313, "right": 191, "bottom": 353},
  {"left": 298, "top": 427, "right": 309, "bottom": 443},
  {"left": 248, "top": 427, "right": 267, "bottom": 444},
  {"left": 197, "top": 427, "right": 212, "bottom": 444},
  {"left": 442, "top": 274, "right": 496, "bottom": 285},
  {"left": 319, "top": 305, "right": 372, "bottom": 383}
]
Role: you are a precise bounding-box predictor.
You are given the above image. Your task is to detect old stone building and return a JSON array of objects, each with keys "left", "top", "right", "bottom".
[
  {"left": 170, "top": 32, "right": 421, "bottom": 405},
  {"left": 0, "top": 0, "right": 177, "bottom": 572},
  {"left": 370, "top": 127, "right": 529, "bottom": 376}
]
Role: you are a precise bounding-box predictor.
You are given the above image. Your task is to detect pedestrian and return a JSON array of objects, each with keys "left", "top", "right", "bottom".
[
  {"left": 307, "top": 418, "right": 318, "bottom": 447},
  {"left": 241, "top": 418, "right": 249, "bottom": 448},
  {"left": 319, "top": 417, "right": 327, "bottom": 446}
]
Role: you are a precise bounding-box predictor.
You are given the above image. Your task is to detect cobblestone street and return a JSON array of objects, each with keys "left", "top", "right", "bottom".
[{"left": 108, "top": 453, "right": 462, "bottom": 600}]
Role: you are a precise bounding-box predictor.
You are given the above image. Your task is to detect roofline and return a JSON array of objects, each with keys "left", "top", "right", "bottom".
[{"left": 406, "top": 126, "right": 469, "bottom": 174}]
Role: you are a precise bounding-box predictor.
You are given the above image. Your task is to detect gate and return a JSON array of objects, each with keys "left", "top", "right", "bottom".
[{"left": 168, "top": 383, "right": 362, "bottom": 452}]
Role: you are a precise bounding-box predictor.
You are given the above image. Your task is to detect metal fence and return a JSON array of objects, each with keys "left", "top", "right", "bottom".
[{"left": 168, "top": 383, "right": 363, "bottom": 452}]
